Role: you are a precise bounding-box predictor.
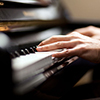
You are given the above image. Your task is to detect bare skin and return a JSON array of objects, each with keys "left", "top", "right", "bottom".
[
  {"left": 36, "top": 26, "right": 100, "bottom": 63},
  {"left": 75, "top": 26, "right": 100, "bottom": 40}
]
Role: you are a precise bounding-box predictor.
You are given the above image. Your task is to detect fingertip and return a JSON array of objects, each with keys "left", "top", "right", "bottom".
[
  {"left": 72, "top": 31, "right": 80, "bottom": 34},
  {"left": 36, "top": 46, "right": 42, "bottom": 51}
]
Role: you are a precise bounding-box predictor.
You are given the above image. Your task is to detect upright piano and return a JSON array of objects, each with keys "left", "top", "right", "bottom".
[{"left": 0, "top": 0, "right": 98, "bottom": 100}]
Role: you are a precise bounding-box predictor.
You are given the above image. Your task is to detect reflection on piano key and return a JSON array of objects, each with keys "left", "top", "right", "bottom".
[
  {"left": 10, "top": 52, "right": 16, "bottom": 58},
  {"left": 32, "top": 46, "right": 37, "bottom": 52},
  {"left": 21, "top": 49, "right": 26, "bottom": 55},
  {"left": 15, "top": 51, "right": 20, "bottom": 57},
  {"left": 25, "top": 48, "right": 30, "bottom": 54},
  {"left": 29, "top": 47, "right": 35, "bottom": 53}
]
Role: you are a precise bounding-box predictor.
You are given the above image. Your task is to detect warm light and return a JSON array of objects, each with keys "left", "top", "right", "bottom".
[
  {"left": 0, "top": 26, "right": 9, "bottom": 31},
  {"left": 0, "top": 2, "right": 4, "bottom": 6}
]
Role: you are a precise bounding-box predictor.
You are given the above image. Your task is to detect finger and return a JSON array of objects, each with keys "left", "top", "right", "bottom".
[
  {"left": 38, "top": 32, "right": 81, "bottom": 46},
  {"left": 53, "top": 47, "right": 81, "bottom": 58},
  {"left": 52, "top": 48, "right": 68, "bottom": 58},
  {"left": 38, "top": 35, "right": 72, "bottom": 46},
  {"left": 52, "top": 46, "right": 79, "bottom": 58},
  {"left": 37, "top": 41, "right": 67, "bottom": 51},
  {"left": 37, "top": 40, "right": 81, "bottom": 52}
]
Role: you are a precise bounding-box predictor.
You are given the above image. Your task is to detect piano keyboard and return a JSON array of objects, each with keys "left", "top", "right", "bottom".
[
  {"left": 9, "top": 45, "right": 37, "bottom": 58},
  {"left": 12, "top": 52, "right": 53, "bottom": 83},
  {"left": 13, "top": 54, "right": 78, "bottom": 94}
]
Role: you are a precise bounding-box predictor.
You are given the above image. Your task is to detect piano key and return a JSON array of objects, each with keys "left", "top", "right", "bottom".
[
  {"left": 25, "top": 48, "right": 30, "bottom": 54},
  {"left": 21, "top": 49, "right": 26, "bottom": 55},
  {"left": 14, "top": 51, "right": 20, "bottom": 57},
  {"left": 32, "top": 46, "right": 37, "bottom": 52},
  {"left": 29, "top": 47, "right": 35, "bottom": 53},
  {"left": 10, "top": 52, "right": 16, "bottom": 58}
]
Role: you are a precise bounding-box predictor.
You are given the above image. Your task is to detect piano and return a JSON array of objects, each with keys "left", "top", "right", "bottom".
[{"left": 0, "top": 0, "right": 98, "bottom": 100}]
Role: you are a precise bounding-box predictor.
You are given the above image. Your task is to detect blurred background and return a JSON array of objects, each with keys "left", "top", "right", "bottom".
[{"left": 61, "top": 0, "right": 100, "bottom": 22}]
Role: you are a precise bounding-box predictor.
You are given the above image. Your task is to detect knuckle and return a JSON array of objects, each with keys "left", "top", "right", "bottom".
[
  {"left": 45, "top": 45, "right": 50, "bottom": 49},
  {"left": 80, "top": 45, "right": 85, "bottom": 50},
  {"left": 74, "top": 29, "right": 79, "bottom": 32},
  {"left": 56, "top": 41, "right": 66, "bottom": 48},
  {"left": 87, "top": 25, "right": 94, "bottom": 28},
  {"left": 73, "top": 35, "right": 79, "bottom": 39},
  {"left": 86, "top": 26, "right": 94, "bottom": 31},
  {"left": 50, "top": 35, "right": 57, "bottom": 40},
  {"left": 69, "top": 32, "right": 80, "bottom": 39},
  {"left": 64, "top": 49, "right": 68, "bottom": 55},
  {"left": 43, "top": 45, "right": 50, "bottom": 50},
  {"left": 79, "top": 45, "right": 86, "bottom": 51},
  {"left": 77, "top": 39, "right": 83, "bottom": 43},
  {"left": 73, "top": 32, "right": 80, "bottom": 37},
  {"left": 56, "top": 42, "right": 62, "bottom": 47},
  {"left": 72, "top": 31, "right": 79, "bottom": 35},
  {"left": 41, "top": 41, "right": 45, "bottom": 45},
  {"left": 72, "top": 39, "right": 83, "bottom": 44}
]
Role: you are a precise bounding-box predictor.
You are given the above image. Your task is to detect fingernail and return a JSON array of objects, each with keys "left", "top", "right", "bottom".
[{"left": 37, "top": 46, "right": 42, "bottom": 51}]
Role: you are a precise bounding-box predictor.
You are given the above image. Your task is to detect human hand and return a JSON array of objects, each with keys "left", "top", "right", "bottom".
[
  {"left": 37, "top": 32, "right": 100, "bottom": 63},
  {"left": 74, "top": 26, "right": 100, "bottom": 40}
]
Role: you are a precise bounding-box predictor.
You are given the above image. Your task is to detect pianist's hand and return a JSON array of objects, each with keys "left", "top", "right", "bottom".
[
  {"left": 37, "top": 30, "right": 100, "bottom": 63},
  {"left": 74, "top": 26, "right": 100, "bottom": 40}
]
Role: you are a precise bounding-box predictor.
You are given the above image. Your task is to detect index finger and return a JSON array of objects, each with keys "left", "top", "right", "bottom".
[
  {"left": 38, "top": 34, "right": 77, "bottom": 46},
  {"left": 38, "top": 35, "right": 70, "bottom": 46}
]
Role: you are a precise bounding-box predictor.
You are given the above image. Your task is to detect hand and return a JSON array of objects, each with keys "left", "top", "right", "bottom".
[
  {"left": 37, "top": 32, "right": 100, "bottom": 63},
  {"left": 74, "top": 26, "right": 100, "bottom": 40}
]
